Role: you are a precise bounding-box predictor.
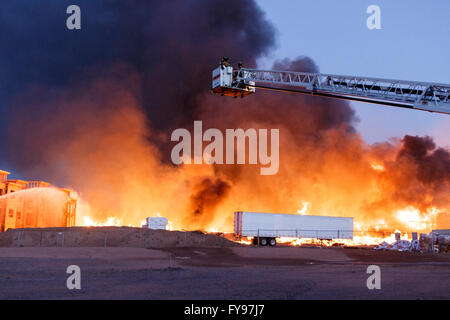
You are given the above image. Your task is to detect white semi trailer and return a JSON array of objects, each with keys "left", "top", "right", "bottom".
[{"left": 234, "top": 211, "right": 354, "bottom": 246}]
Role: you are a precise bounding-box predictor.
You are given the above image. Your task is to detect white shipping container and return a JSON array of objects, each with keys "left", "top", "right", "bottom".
[{"left": 234, "top": 211, "right": 353, "bottom": 240}]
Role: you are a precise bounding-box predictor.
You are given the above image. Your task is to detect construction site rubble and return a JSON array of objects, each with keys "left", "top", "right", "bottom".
[
  {"left": 374, "top": 232, "right": 450, "bottom": 253},
  {"left": 374, "top": 239, "right": 420, "bottom": 252}
]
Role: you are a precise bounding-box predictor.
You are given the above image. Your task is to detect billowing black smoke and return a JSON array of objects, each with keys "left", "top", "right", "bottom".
[
  {"left": 188, "top": 177, "right": 232, "bottom": 227},
  {"left": 0, "top": 0, "right": 275, "bottom": 174},
  {"left": 398, "top": 135, "right": 450, "bottom": 189}
]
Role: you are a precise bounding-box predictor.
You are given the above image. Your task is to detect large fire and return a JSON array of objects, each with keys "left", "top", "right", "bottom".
[
  {"left": 243, "top": 204, "right": 439, "bottom": 247},
  {"left": 68, "top": 120, "right": 448, "bottom": 247},
  {"left": 8, "top": 84, "right": 450, "bottom": 245},
  {"left": 77, "top": 195, "right": 442, "bottom": 247},
  {"left": 272, "top": 210, "right": 426, "bottom": 247},
  {"left": 3, "top": 2, "right": 450, "bottom": 247}
]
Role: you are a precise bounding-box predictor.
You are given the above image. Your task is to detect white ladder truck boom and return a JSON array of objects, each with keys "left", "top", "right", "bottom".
[{"left": 211, "top": 60, "right": 450, "bottom": 115}]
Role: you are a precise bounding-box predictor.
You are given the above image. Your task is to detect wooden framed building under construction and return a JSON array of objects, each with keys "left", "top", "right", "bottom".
[{"left": 0, "top": 170, "right": 77, "bottom": 232}]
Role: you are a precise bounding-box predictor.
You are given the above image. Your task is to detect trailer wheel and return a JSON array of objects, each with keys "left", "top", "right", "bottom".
[
  {"left": 269, "top": 238, "right": 276, "bottom": 246},
  {"left": 259, "top": 238, "right": 268, "bottom": 246}
]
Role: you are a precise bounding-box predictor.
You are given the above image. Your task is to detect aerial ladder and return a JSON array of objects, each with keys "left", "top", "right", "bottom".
[{"left": 211, "top": 59, "right": 450, "bottom": 115}]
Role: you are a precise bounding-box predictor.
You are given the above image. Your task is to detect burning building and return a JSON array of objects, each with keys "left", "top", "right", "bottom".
[{"left": 0, "top": 170, "right": 77, "bottom": 231}]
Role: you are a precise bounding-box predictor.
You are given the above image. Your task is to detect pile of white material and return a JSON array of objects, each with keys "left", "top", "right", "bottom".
[
  {"left": 142, "top": 217, "right": 168, "bottom": 230},
  {"left": 374, "top": 239, "right": 420, "bottom": 252}
]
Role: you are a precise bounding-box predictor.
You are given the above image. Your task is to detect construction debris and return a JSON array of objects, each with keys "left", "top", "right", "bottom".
[
  {"left": 375, "top": 232, "right": 450, "bottom": 253},
  {"left": 374, "top": 239, "right": 420, "bottom": 252}
]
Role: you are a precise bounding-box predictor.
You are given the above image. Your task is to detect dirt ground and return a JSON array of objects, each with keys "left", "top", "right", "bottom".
[
  {"left": 0, "top": 245, "right": 449, "bottom": 299},
  {"left": 0, "top": 227, "right": 237, "bottom": 248}
]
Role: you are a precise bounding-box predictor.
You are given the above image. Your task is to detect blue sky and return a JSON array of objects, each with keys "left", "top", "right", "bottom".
[{"left": 257, "top": 0, "right": 450, "bottom": 147}]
